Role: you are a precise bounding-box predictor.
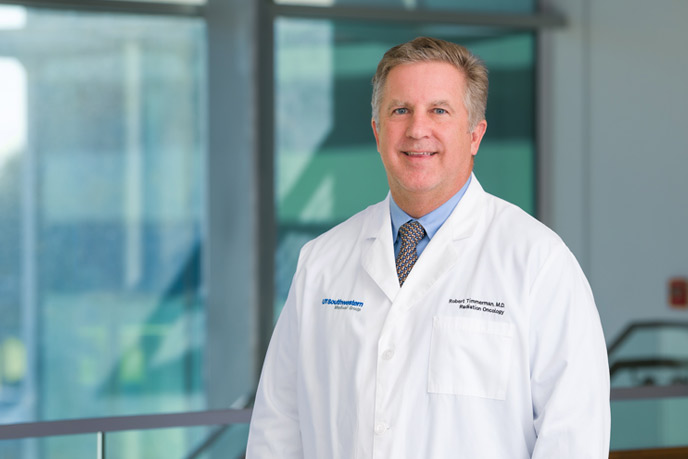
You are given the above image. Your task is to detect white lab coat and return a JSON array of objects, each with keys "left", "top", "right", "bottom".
[{"left": 247, "top": 176, "right": 610, "bottom": 459}]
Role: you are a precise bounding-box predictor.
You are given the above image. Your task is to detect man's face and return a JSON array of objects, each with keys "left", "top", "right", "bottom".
[{"left": 372, "top": 61, "right": 487, "bottom": 216}]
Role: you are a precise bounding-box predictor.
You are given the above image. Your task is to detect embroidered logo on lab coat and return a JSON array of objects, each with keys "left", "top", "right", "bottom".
[
  {"left": 322, "top": 298, "right": 364, "bottom": 312},
  {"left": 449, "top": 297, "right": 506, "bottom": 316}
]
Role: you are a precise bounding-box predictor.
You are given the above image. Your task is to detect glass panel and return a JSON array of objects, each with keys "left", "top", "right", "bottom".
[
  {"left": 611, "top": 397, "right": 688, "bottom": 450},
  {"left": 106, "top": 423, "right": 249, "bottom": 459},
  {"left": 41, "top": 435, "right": 94, "bottom": 459},
  {"left": 274, "top": 0, "right": 535, "bottom": 14},
  {"left": 0, "top": 435, "right": 93, "bottom": 459},
  {"left": 199, "top": 422, "right": 250, "bottom": 459},
  {"left": 0, "top": 4, "right": 206, "bottom": 433},
  {"left": 0, "top": 424, "right": 249, "bottom": 459},
  {"left": 274, "top": 18, "right": 535, "bottom": 314}
]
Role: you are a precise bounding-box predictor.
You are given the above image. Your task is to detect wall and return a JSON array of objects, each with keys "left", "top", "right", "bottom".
[
  {"left": 543, "top": 0, "right": 688, "bottom": 450},
  {"left": 544, "top": 0, "right": 688, "bottom": 345}
]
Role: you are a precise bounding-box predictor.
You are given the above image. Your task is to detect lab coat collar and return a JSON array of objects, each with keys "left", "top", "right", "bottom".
[
  {"left": 361, "top": 193, "right": 399, "bottom": 302},
  {"left": 443, "top": 172, "right": 484, "bottom": 242},
  {"left": 361, "top": 173, "right": 486, "bottom": 305}
]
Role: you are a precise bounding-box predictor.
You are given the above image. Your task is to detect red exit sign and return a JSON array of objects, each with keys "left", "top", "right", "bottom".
[{"left": 669, "top": 278, "right": 688, "bottom": 308}]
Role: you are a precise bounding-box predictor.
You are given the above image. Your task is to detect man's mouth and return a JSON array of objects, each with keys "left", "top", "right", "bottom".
[{"left": 402, "top": 151, "right": 436, "bottom": 156}]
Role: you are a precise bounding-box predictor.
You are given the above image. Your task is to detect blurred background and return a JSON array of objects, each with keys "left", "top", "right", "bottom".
[{"left": 0, "top": 0, "right": 686, "bottom": 457}]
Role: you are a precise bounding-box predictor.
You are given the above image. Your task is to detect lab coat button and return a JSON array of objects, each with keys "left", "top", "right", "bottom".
[
  {"left": 382, "top": 349, "right": 395, "bottom": 360},
  {"left": 374, "top": 422, "right": 388, "bottom": 435}
]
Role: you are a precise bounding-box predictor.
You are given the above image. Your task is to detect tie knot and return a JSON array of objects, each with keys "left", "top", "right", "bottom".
[{"left": 399, "top": 220, "right": 425, "bottom": 246}]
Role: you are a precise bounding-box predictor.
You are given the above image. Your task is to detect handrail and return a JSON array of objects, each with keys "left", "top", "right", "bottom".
[
  {"left": 607, "top": 321, "right": 688, "bottom": 356},
  {"left": 3, "top": 321, "right": 688, "bottom": 444},
  {"left": 606, "top": 320, "right": 688, "bottom": 400},
  {"left": 0, "top": 408, "right": 251, "bottom": 440},
  {"left": 1, "top": 387, "right": 687, "bottom": 438},
  {"left": 611, "top": 384, "right": 688, "bottom": 401},
  {"left": 1, "top": 401, "right": 688, "bottom": 458},
  {"left": 610, "top": 358, "right": 688, "bottom": 383}
]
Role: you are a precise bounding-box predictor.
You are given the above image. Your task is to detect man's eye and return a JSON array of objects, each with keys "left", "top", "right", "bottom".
[
  {"left": 392, "top": 108, "right": 408, "bottom": 115},
  {"left": 434, "top": 108, "right": 447, "bottom": 115}
]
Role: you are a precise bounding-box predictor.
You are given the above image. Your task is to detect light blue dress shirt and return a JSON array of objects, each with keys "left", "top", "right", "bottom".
[{"left": 390, "top": 176, "right": 471, "bottom": 259}]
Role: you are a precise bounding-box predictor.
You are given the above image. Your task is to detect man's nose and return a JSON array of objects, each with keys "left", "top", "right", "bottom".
[{"left": 405, "top": 112, "right": 431, "bottom": 139}]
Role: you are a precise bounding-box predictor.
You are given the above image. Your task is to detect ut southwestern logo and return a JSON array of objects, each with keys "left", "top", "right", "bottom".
[{"left": 322, "top": 298, "right": 364, "bottom": 312}]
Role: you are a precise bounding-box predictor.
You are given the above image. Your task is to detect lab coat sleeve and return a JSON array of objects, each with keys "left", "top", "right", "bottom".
[
  {"left": 529, "top": 246, "right": 611, "bottom": 458},
  {"left": 246, "top": 249, "right": 308, "bottom": 458}
]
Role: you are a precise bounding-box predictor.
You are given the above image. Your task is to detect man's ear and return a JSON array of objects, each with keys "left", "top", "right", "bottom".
[
  {"left": 470, "top": 120, "right": 487, "bottom": 156},
  {"left": 372, "top": 118, "right": 381, "bottom": 152}
]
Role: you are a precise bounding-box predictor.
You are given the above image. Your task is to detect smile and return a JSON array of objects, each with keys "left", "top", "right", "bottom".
[{"left": 403, "top": 151, "right": 436, "bottom": 156}]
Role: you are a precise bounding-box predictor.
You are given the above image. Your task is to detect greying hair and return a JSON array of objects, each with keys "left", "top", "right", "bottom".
[{"left": 371, "top": 37, "right": 488, "bottom": 131}]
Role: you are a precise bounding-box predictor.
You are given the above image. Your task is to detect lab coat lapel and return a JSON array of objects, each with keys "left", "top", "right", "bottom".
[
  {"left": 361, "top": 195, "right": 400, "bottom": 302},
  {"left": 396, "top": 175, "right": 485, "bottom": 310}
]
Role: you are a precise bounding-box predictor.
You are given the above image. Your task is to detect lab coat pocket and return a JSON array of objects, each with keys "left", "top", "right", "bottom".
[{"left": 428, "top": 316, "right": 514, "bottom": 400}]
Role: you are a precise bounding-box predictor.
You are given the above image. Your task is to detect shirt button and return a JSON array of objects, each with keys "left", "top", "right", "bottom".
[
  {"left": 382, "top": 349, "right": 395, "bottom": 360},
  {"left": 374, "top": 422, "right": 388, "bottom": 435}
]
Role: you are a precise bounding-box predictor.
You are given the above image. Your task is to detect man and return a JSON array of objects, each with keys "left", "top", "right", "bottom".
[{"left": 247, "top": 37, "right": 610, "bottom": 458}]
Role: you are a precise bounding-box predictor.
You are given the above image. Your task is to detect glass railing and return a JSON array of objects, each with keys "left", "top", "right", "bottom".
[
  {"left": 609, "top": 321, "right": 688, "bottom": 451},
  {"left": 608, "top": 321, "right": 688, "bottom": 389}
]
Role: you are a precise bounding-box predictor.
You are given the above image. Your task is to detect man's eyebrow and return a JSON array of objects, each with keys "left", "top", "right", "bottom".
[
  {"left": 384, "top": 99, "right": 455, "bottom": 110},
  {"left": 386, "top": 99, "right": 407, "bottom": 108},
  {"left": 431, "top": 100, "right": 453, "bottom": 108}
]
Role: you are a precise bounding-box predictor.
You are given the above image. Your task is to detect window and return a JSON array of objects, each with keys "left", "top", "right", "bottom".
[
  {"left": 274, "top": 18, "right": 536, "bottom": 314},
  {"left": 0, "top": 4, "right": 210, "bottom": 457}
]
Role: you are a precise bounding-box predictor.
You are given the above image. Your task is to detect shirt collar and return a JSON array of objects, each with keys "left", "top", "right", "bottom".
[{"left": 390, "top": 175, "right": 472, "bottom": 243}]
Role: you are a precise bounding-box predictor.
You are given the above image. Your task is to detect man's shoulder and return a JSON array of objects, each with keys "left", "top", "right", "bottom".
[
  {"left": 481, "top": 191, "right": 566, "bottom": 250},
  {"left": 469, "top": 190, "right": 583, "bottom": 285}
]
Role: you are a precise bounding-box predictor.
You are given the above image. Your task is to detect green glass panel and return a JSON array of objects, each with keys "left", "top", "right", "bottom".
[
  {"left": 102, "top": 424, "right": 249, "bottom": 459},
  {"left": 106, "top": 425, "right": 248, "bottom": 459},
  {"left": 274, "top": 18, "right": 536, "bottom": 312}
]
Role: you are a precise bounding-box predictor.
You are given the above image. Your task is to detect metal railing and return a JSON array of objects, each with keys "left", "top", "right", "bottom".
[
  {"left": 0, "top": 408, "right": 252, "bottom": 459},
  {"left": 608, "top": 321, "right": 688, "bottom": 400}
]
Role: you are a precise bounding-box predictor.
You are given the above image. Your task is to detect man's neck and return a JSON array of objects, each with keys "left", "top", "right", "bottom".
[
  {"left": 392, "top": 180, "right": 471, "bottom": 219},
  {"left": 393, "top": 195, "right": 446, "bottom": 219}
]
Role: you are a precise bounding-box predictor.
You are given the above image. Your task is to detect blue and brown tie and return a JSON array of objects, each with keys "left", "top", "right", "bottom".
[{"left": 395, "top": 220, "right": 426, "bottom": 286}]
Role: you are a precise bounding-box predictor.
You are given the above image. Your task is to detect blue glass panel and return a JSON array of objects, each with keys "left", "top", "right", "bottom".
[{"left": 0, "top": 5, "right": 207, "bottom": 433}]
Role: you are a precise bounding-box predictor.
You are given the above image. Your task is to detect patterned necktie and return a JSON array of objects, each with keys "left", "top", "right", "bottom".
[{"left": 395, "top": 220, "right": 426, "bottom": 286}]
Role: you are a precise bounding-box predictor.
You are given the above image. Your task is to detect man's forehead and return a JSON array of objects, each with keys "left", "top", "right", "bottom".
[
  {"left": 386, "top": 60, "right": 465, "bottom": 77},
  {"left": 384, "top": 62, "right": 465, "bottom": 89}
]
